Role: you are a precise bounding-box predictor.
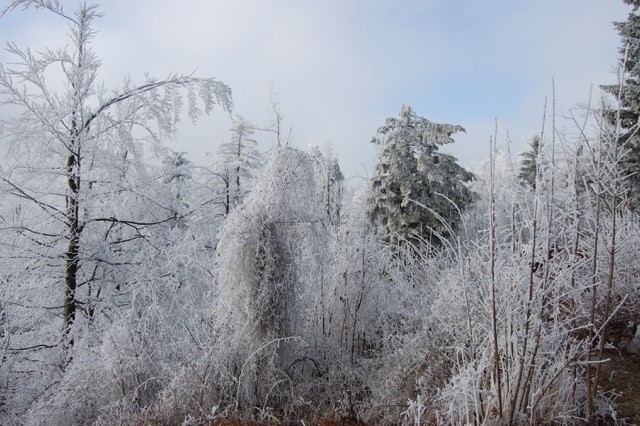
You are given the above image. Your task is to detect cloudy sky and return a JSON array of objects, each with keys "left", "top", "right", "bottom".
[{"left": 0, "top": 1, "right": 631, "bottom": 179}]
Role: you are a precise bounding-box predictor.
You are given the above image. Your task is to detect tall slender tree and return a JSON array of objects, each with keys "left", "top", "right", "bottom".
[
  {"left": 309, "top": 144, "right": 344, "bottom": 227},
  {"left": 207, "top": 115, "right": 260, "bottom": 216}
]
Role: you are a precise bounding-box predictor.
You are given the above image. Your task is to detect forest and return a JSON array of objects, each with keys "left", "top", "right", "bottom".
[{"left": 1, "top": 0, "right": 640, "bottom": 425}]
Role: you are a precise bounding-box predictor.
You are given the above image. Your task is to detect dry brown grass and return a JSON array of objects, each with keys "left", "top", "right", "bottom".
[
  {"left": 196, "top": 413, "right": 369, "bottom": 426},
  {"left": 599, "top": 348, "right": 640, "bottom": 424}
]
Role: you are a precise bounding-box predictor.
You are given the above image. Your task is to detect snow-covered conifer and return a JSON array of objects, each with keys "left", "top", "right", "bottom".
[
  {"left": 518, "top": 134, "right": 541, "bottom": 190},
  {"left": 369, "top": 105, "right": 474, "bottom": 247},
  {"left": 602, "top": 0, "right": 640, "bottom": 210}
]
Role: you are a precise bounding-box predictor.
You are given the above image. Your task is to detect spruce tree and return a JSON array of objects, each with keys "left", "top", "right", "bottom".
[
  {"left": 369, "top": 105, "right": 474, "bottom": 246},
  {"left": 518, "top": 134, "right": 541, "bottom": 190},
  {"left": 602, "top": 0, "right": 640, "bottom": 210}
]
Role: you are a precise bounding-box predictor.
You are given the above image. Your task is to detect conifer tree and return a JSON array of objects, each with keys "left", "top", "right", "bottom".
[
  {"left": 369, "top": 105, "right": 474, "bottom": 246},
  {"left": 602, "top": 0, "right": 640, "bottom": 209},
  {"left": 518, "top": 134, "right": 541, "bottom": 190}
]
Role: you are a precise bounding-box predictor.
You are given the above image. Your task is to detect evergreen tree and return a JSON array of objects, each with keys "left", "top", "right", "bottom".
[
  {"left": 602, "top": 0, "right": 640, "bottom": 210},
  {"left": 518, "top": 134, "right": 541, "bottom": 190},
  {"left": 369, "top": 105, "right": 474, "bottom": 246}
]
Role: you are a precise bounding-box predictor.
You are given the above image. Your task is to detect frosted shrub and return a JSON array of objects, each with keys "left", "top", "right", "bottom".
[{"left": 214, "top": 146, "right": 329, "bottom": 417}]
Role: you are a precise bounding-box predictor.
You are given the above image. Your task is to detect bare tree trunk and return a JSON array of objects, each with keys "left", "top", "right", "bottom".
[
  {"left": 235, "top": 129, "right": 242, "bottom": 207},
  {"left": 488, "top": 127, "right": 503, "bottom": 419},
  {"left": 64, "top": 151, "right": 81, "bottom": 355},
  {"left": 225, "top": 173, "right": 230, "bottom": 216},
  {"left": 63, "top": 15, "right": 86, "bottom": 353}
]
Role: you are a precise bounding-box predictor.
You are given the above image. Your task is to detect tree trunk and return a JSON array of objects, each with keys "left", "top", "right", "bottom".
[{"left": 64, "top": 152, "right": 81, "bottom": 354}]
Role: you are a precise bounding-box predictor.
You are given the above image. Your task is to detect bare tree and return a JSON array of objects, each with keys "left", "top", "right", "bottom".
[
  {"left": 206, "top": 115, "right": 260, "bottom": 216},
  {"left": 0, "top": 1, "right": 231, "bottom": 416}
]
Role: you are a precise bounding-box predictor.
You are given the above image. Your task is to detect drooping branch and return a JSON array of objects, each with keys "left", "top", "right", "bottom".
[
  {"left": 83, "top": 75, "right": 233, "bottom": 135},
  {"left": 2, "top": 0, "right": 61, "bottom": 18}
]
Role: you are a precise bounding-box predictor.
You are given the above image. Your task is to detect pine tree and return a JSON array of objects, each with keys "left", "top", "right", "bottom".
[
  {"left": 602, "top": 0, "right": 640, "bottom": 210},
  {"left": 369, "top": 105, "right": 474, "bottom": 246}
]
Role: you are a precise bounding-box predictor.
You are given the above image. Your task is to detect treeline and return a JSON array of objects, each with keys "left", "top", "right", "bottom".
[{"left": 1, "top": 1, "right": 639, "bottom": 425}]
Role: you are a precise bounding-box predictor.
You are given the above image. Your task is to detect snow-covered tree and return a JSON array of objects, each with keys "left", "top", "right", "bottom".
[
  {"left": 518, "top": 134, "right": 541, "bottom": 189},
  {"left": 161, "top": 150, "right": 192, "bottom": 228},
  {"left": 602, "top": 0, "right": 640, "bottom": 210},
  {"left": 0, "top": 1, "right": 231, "bottom": 418},
  {"left": 369, "top": 105, "right": 474, "bottom": 247},
  {"left": 207, "top": 115, "right": 260, "bottom": 216},
  {"left": 214, "top": 146, "right": 327, "bottom": 416},
  {"left": 309, "top": 144, "right": 344, "bottom": 227}
]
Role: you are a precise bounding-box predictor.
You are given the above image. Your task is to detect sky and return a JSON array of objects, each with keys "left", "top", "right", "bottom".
[{"left": 0, "top": 0, "right": 632, "bottom": 180}]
